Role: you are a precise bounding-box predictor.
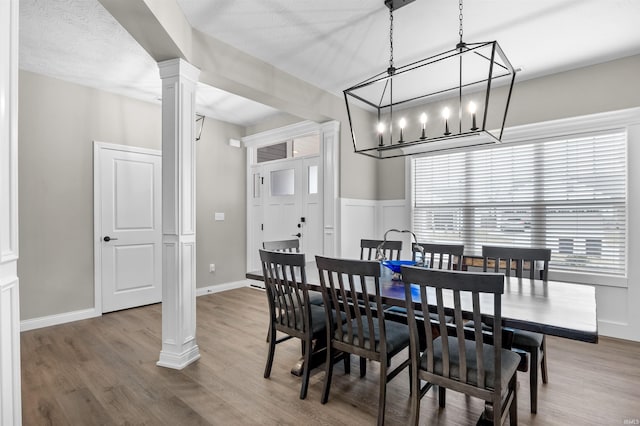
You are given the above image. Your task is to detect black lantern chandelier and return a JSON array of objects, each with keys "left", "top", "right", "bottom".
[{"left": 344, "top": 0, "right": 517, "bottom": 159}]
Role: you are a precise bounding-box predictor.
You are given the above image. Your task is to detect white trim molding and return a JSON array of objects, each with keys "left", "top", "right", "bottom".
[
  {"left": 196, "top": 280, "right": 249, "bottom": 297},
  {"left": 20, "top": 307, "right": 101, "bottom": 332},
  {"left": 0, "top": 1, "right": 22, "bottom": 423}
]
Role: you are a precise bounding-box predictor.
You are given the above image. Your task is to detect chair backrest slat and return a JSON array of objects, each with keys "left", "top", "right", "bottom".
[
  {"left": 471, "top": 292, "right": 486, "bottom": 387},
  {"left": 412, "top": 242, "right": 464, "bottom": 270},
  {"left": 482, "top": 245, "right": 551, "bottom": 280},
  {"left": 360, "top": 239, "right": 402, "bottom": 261}
]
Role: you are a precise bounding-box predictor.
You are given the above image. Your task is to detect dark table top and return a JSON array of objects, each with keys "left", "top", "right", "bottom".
[{"left": 247, "top": 261, "right": 598, "bottom": 343}]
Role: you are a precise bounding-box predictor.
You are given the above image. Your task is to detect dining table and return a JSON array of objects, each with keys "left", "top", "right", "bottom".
[{"left": 247, "top": 260, "right": 598, "bottom": 344}]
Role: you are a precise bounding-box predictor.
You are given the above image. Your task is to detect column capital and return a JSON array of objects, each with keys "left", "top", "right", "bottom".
[{"left": 158, "top": 58, "right": 200, "bottom": 82}]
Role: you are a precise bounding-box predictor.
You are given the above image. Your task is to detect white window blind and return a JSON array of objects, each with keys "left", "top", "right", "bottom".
[{"left": 412, "top": 130, "right": 627, "bottom": 276}]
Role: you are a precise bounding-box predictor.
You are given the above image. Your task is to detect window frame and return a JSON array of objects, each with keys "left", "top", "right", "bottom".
[{"left": 406, "top": 109, "right": 638, "bottom": 287}]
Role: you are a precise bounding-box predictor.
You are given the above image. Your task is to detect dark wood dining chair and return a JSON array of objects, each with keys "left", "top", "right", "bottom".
[
  {"left": 400, "top": 266, "right": 519, "bottom": 426},
  {"left": 482, "top": 245, "right": 552, "bottom": 414},
  {"left": 315, "top": 255, "right": 411, "bottom": 426},
  {"left": 259, "top": 249, "right": 325, "bottom": 399},
  {"left": 263, "top": 239, "right": 300, "bottom": 253},
  {"left": 262, "top": 240, "right": 322, "bottom": 305},
  {"left": 411, "top": 242, "right": 464, "bottom": 270},
  {"left": 360, "top": 239, "right": 402, "bottom": 261}
]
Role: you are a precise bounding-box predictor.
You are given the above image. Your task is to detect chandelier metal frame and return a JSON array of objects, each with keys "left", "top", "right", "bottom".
[{"left": 344, "top": 0, "right": 517, "bottom": 159}]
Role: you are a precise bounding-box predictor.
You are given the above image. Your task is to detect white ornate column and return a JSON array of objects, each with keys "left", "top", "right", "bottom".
[
  {"left": 157, "top": 58, "right": 201, "bottom": 369},
  {"left": 0, "top": 0, "right": 22, "bottom": 423}
]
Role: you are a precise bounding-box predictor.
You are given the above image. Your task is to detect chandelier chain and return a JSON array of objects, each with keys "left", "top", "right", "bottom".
[
  {"left": 459, "top": 0, "right": 464, "bottom": 43},
  {"left": 389, "top": 7, "right": 394, "bottom": 69}
]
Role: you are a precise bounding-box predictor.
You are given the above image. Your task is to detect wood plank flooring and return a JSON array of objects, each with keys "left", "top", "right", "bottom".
[{"left": 21, "top": 286, "right": 640, "bottom": 425}]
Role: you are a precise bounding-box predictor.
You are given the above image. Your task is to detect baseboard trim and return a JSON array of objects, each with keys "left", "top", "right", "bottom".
[
  {"left": 20, "top": 307, "right": 101, "bottom": 332},
  {"left": 196, "top": 280, "right": 249, "bottom": 297},
  {"left": 20, "top": 281, "right": 250, "bottom": 332}
]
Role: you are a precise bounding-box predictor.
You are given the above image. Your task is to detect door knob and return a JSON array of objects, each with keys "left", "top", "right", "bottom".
[
  {"left": 103, "top": 236, "right": 118, "bottom": 242},
  {"left": 293, "top": 233, "right": 302, "bottom": 238}
]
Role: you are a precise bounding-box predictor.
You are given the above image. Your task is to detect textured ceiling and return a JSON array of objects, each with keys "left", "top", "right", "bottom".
[
  {"left": 19, "top": 0, "right": 279, "bottom": 126},
  {"left": 19, "top": 0, "right": 640, "bottom": 127}
]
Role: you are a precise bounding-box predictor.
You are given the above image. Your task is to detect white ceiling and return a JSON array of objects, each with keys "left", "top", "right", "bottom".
[{"left": 19, "top": 0, "right": 640, "bottom": 127}]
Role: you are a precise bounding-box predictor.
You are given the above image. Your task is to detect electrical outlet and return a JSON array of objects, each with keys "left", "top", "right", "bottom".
[{"left": 209, "top": 263, "right": 215, "bottom": 272}]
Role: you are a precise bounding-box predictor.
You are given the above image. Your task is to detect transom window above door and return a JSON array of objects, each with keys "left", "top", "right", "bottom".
[{"left": 256, "top": 134, "right": 320, "bottom": 163}]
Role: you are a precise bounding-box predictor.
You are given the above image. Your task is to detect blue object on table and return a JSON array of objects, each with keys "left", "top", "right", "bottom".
[{"left": 382, "top": 260, "right": 417, "bottom": 280}]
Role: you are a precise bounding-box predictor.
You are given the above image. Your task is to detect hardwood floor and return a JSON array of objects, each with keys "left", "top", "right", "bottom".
[{"left": 21, "top": 286, "right": 640, "bottom": 425}]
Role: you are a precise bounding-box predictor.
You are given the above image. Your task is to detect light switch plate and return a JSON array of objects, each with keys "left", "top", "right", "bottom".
[{"left": 214, "top": 212, "right": 225, "bottom": 221}]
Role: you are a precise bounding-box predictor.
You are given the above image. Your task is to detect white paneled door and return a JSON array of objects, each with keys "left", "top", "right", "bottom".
[
  {"left": 250, "top": 156, "right": 323, "bottom": 271},
  {"left": 95, "top": 143, "right": 162, "bottom": 313}
]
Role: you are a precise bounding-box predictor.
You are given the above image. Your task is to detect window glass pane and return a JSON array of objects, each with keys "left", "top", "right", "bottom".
[
  {"left": 293, "top": 134, "right": 320, "bottom": 157},
  {"left": 412, "top": 130, "right": 627, "bottom": 276},
  {"left": 255, "top": 134, "right": 320, "bottom": 164},
  {"left": 257, "top": 142, "right": 287, "bottom": 163},
  {"left": 308, "top": 165, "right": 318, "bottom": 194},
  {"left": 271, "top": 168, "right": 295, "bottom": 196}
]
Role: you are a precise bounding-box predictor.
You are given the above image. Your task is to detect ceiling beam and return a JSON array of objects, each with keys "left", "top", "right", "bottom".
[
  {"left": 98, "top": 0, "right": 342, "bottom": 123},
  {"left": 98, "top": 0, "right": 192, "bottom": 62}
]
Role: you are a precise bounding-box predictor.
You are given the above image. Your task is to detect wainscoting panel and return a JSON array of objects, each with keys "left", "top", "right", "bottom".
[{"left": 340, "top": 198, "right": 408, "bottom": 260}]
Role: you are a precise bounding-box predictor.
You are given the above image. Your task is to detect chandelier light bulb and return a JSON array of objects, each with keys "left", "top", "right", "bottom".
[
  {"left": 443, "top": 107, "right": 451, "bottom": 135},
  {"left": 420, "top": 113, "right": 428, "bottom": 139},
  {"left": 398, "top": 117, "right": 406, "bottom": 142},
  {"left": 377, "top": 122, "right": 385, "bottom": 146},
  {"left": 469, "top": 102, "right": 479, "bottom": 131}
]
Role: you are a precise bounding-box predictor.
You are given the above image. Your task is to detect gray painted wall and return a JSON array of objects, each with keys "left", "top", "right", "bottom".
[
  {"left": 377, "top": 54, "right": 640, "bottom": 200},
  {"left": 18, "top": 70, "right": 246, "bottom": 320},
  {"left": 195, "top": 117, "right": 246, "bottom": 287}
]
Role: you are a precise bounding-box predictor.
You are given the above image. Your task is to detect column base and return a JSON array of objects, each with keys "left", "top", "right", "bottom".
[{"left": 157, "top": 344, "right": 201, "bottom": 370}]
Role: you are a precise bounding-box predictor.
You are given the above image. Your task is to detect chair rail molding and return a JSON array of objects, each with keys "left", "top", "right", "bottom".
[{"left": 0, "top": 0, "right": 22, "bottom": 423}]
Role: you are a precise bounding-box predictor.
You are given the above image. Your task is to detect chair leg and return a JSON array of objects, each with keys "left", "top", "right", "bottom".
[
  {"left": 360, "top": 356, "right": 367, "bottom": 378},
  {"left": 438, "top": 386, "right": 446, "bottom": 408},
  {"left": 299, "top": 337, "right": 312, "bottom": 400},
  {"left": 343, "top": 352, "right": 351, "bottom": 375},
  {"left": 493, "top": 393, "right": 502, "bottom": 426},
  {"left": 321, "top": 345, "right": 335, "bottom": 404},
  {"left": 541, "top": 335, "right": 549, "bottom": 384},
  {"left": 264, "top": 326, "right": 276, "bottom": 378},
  {"left": 409, "top": 371, "right": 420, "bottom": 426},
  {"left": 509, "top": 374, "right": 518, "bottom": 426},
  {"left": 529, "top": 346, "right": 539, "bottom": 414},
  {"left": 377, "top": 361, "right": 388, "bottom": 426}
]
